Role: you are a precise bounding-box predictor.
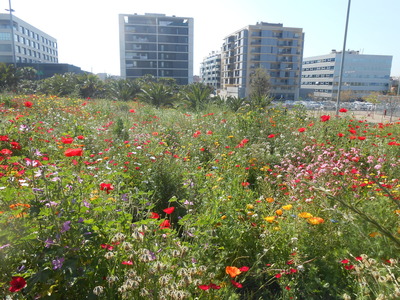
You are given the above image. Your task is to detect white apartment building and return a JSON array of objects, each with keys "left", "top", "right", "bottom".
[
  {"left": 119, "top": 13, "right": 194, "bottom": 85},
  {"left": 221, "top": 22, "right": 304, "bottom": 100},
  {"left": 200, "top": 51, "right": 221, "bottom": 90}
]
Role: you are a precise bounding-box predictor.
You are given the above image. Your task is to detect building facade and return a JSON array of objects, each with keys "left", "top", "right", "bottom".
[
  {"left": 119, "top": 13, "right": 194, "bottom": 85},
  {"left": 221, "top": 22, "right": 304, "bottom": 100},
  {"left": 200, "top": 51, "right": 221, "bottom": 90},
  {"left": 301, "top": 50, "right": 392, "bottom": 101},
  {"left": 0, "top": 14, "right": 58, "bottom": 64}
]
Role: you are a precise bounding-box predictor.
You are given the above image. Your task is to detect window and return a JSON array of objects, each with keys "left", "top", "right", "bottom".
[{"left": 0, "top": 32, "right": 11, "bottom": 40}]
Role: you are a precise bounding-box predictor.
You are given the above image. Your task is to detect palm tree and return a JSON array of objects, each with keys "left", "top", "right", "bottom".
[
  {"left": 180, "top": 82, "right": 213, "bottom": 111},
  {"left": 138, "top": 81, "right": 175, "bottom": 108},
  {"left": 107, "top": 79, "right": 141, "bottom": 101}
]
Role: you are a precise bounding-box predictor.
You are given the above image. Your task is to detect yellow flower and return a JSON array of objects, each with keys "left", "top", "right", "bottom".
[
  {"left": 298, "top": 212, "right": 313, "bottom": 219},
  {"left": 307, "top": 217, "right": 324, "bottom": 225},
  {"left": 282, "top": 205, "right": 292, "bottom": 211},
  {"left": 276, "top": 209, "right": 283, "bottom": 216},
  {"left": 221, "top": 215, "right": 227, "bottom": 220},
  {"left": 264, "top": 216, "right": 276, "bottom": 223},
  {"left": 246, "top": 204, "right": 254, "bottom": 210},
  {"left": 265, "top": 197, "right": 274, "bottom": 203},
  {"left": 394, "top": 210, "right": 400, "bottom": 214}
]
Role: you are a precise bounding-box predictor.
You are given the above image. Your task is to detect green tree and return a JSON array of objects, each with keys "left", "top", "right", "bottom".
[
  {"left": 106, "top": 79, "right": 141, "bottom": 101},
  {"left": 38, "top": 73, "right": 79, "bottom": 96},
  {"left": 0, "top": 63, "right": 19, "bottom": 92},
  {"left": 77, "top": 73, "right": 105, "bottom": 99},
  {"left": 248, "top": 67, "right": 272, "bottom": 108},
  {"left": 180, "top": 82, "right": 213, "bottom": 111},
  {"left": 138, "top": 81, "right": 175, "bottom": 108}
]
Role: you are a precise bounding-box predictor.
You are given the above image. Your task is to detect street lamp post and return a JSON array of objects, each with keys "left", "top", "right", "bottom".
[
  {"left": 335, "top": 0, "right": 351, "bottom": 116},
  {"left": 6, "top": 0, "right": 16, "bottom": 67}
]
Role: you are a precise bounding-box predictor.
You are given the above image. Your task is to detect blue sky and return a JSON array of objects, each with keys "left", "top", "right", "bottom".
[{"left": 3, "top": 0, "right": 399, "bottom": 77}]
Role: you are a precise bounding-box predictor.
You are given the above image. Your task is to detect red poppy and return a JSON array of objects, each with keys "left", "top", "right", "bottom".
[
  {"left": 268, "top": 134, "right": 275, "bottom": 138},
  {"left": 61, "top": 137, "right": 74, "bottom": 144},
  {"left": 64, "top": 148, "right": 83, "bottom": 157},
  {"left": 198, "top": 284, "right": 210, "bottom": 290},
  {"left": 230, "top": 280, "right": 243, "bottom": 288},
  {"left": 344, "top": 265, "right": 355, "bottom": 270},
  {"left": 320, "top": 115, "right": 331, "bottom": 122},
  {"left": 24, "top": 101, "right": 33, "bottom": 108},
  {"left": 10, "top": 142, "right": 21, "bottom": 150},
  {"left": 159, "top": 219, "right": 171, "bottom": 229},
  {"left": 340, "top": 259, "right": 349, "bottom": 264},
  {"left": 0, "top": 149, "right": 12, "bottom": 156},
  {"left": 209, "top": 283, "right": 221, "bottom": 290},
  {"left": 100, "top": 183, "right": 114, "bottom": 194},
  {"left": 101, "top": 244, "right": 114, "bottom": 250},
  {"left": 298, "top": 128, "right": 306, "bottom": 132},
  {"left": 163, "top": 207, "right": 175, "bottom": 214},
  {"left": 9, "top": 276, "right": 26, "bottom": 292},
  {"left": 339, "top": 108, "right": 348, "bottom": 113},
  {"left": 122, "top": 260, "right": 133, "bottom": 265},
  {"left": 77, "top": 135, "right": 85, "bottom": 140},
  {"left": 129, "top": 109, "right": 136, "bottom": 113},
  {"left": 239, "top": 266, "right": 249, "bottom": 272},
  {"left": 355, "top": 256, "right": 363, "bottom": 261},
  {"left": 150, "top": 212, "right": 160, "bottom": 219}
]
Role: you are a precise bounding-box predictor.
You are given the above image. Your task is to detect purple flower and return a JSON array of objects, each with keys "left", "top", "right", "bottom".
[
  {"left": 0, "top": 243, "right": 10, "bottom": 250},
  {"left": 44, "top": 238, "right": 55, "bottom": 248},
  {"left": 52, "top": 257, "right": 65, "bottom": 270},
  {"left": 61, "top": 221, "right": 71, "bottom": 233}
]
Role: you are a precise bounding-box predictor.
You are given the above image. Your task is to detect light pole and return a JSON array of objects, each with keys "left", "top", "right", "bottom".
[
  {"left": 335, "top": 0, "right": 351, "bottom": 116},
  {"left": 6, "top": 0, "right": 16, "bottom": 67}
]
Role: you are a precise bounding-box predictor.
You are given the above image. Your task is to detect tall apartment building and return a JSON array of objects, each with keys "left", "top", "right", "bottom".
[
  {"left": 0, "top": 14, "right": 58, "bottom": 64},
  {"left": 221, "top": 22, "right": 304, "bottom": 100},
  {"left": 119, "top": 13, "right": 194, "bottom": 85},
  {"left": 301, "top": 50, "right": 392, "bottom": 101},
  {"left": 200, "top": 51, "right": 221, "bottom": 90}
]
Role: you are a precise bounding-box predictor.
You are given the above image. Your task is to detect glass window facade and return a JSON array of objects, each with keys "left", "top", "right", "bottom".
[{"left": 120, "top": 13, "right": 193, "bottom": 84}]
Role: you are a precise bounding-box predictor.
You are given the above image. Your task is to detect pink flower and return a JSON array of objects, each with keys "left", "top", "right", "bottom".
[{"left": 122, "top": 261, "right": 133, "bottom": 265}]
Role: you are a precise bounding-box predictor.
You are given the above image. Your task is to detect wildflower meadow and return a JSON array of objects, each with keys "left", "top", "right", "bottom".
[{"left": 0, "top": 94, "right": 399, "bottom": 299}]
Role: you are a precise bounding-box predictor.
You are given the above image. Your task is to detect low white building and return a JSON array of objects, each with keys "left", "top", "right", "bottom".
[{"left": 301, "top": 50, "right": 392, "bottom": 101}]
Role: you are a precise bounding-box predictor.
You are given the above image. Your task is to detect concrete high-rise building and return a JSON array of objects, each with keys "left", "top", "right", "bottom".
[
  {"left": 301, "top": 50, "right": 392, "bottom": 101},
  {"left": 221, "top": 22, "right": 304, "bottom": 100},
  {"left": 0, "top": 14, "right": 58, "bottom": 65},
  {"left": 119, "top": 13, "right": 194, "bottom": 85},
  {"left": 200, "top": 51, "right": 221, "bottom": 90}
]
